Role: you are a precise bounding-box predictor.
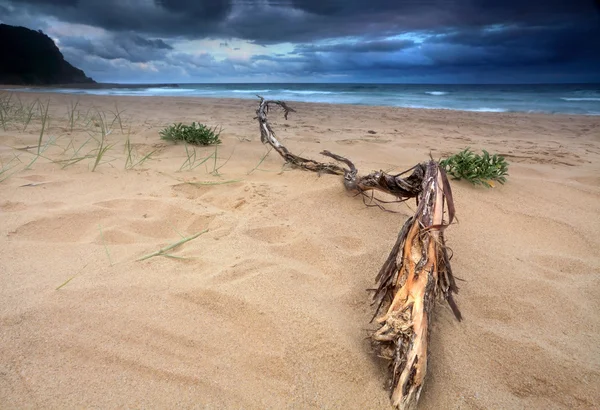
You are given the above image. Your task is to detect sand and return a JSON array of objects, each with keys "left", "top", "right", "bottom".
[{"left": 0, "top": 91, "right": 599, "bottom": 409}]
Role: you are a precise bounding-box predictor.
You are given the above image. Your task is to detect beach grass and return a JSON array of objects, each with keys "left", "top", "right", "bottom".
[
  {"left": 108, "top": 103, "right": 126, "bottom": 134},
  {"left": 209, "top": 143, "right": 235, "bottom": 176},
  {"left": 440, "top": 147, "right": 509, "bottom": 187},
  {"left": 137, "top": 229, "right": 209, "bottom": 261},
  {"left": 160, "top": 122, "right": 222, "bottom": 145},
  {"left": 0, "top": 152, "right": 22, "bottom": 182},
  {"left": 247, "top": 146, "right": 273, "bottom": 175},
  {"left": 0, "top": 92, "right": 13, "bottom": 131},
  {"left": 90, "top": 110, "right": 116, "bottom": 172},
  {"left": 178, "top": 142, "right": 214, "bottom": 171},
  {"left": 185, "top": 179, "right": 242, "bottom": 186},
  {"left": 24, "top": 99, "right": 52, "bottom": 170},
  {"left": 66, "top": 100, "right": 80, "bottom": 132},
  {"left": 124, "top": 134, "right": 156, "bottom": 170},
  {"left": 19, "top": 97, "right": 38, "bottom": 131}
]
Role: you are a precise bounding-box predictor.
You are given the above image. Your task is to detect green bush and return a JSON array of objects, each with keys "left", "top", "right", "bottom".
[
  {"left": 159, "top": 122, "right": 222, "bottom": 145},
  {"left": 439, "top": 148, "right": 509, "bottom": 187}
]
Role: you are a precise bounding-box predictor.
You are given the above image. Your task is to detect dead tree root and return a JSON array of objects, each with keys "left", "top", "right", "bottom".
[{"left": 255, "top": 97, "right": 462, "bottom": 410}]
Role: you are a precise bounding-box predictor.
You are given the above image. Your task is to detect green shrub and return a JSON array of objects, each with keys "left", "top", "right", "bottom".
[
  {"left": 160, "top": 122, "right": 222, "bottom": 145},
  {"left": 439, "top": 148, "right": 509, "bottom": 187}
]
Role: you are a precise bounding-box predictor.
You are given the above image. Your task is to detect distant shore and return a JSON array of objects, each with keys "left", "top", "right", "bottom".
[{"left": 0, "top": 82, "right": 179, "bottom": 89}]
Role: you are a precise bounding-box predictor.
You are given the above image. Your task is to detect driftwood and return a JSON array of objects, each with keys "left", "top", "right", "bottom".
[{"left": 255, "top": 98, "right": 461, "bottom": 410}]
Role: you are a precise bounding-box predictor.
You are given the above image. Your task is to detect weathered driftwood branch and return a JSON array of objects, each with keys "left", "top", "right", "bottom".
[
  {"left": 371, "top": 162, "right": 461, "bottom": 410},
  {"left": 256, "top": 97, "right": 347, "bottom": 175},
  {"left": 255, "top": 98, "right": 461, "bottom": 410},
  {"left": 256, "top": 97, "right": 425, "bottom": 202}
]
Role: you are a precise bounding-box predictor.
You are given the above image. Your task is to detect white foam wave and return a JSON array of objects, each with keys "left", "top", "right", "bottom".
[
  {"left": 144, "top": 87, "right": 195, "bottom": 93},
  {"left": 463, "top": 107, "right": 508, "bottom": 113},
  {"left": 561, "top": 97, "right": 600, "bottom": 101},
  {"left": 425, "top": 91, "right": 448, "bottom": 96},
  {"left": 281, "top": 90, "right": 334, "bottom": 95},
  {"left": 230, "top": 89, "right": 272, "bottom": 93}
]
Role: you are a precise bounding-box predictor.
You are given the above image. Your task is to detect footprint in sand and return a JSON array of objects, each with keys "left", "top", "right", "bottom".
[
  {"left": 244, "top": 225, "right": 296, "bottom": 244},
  {"left": 328, "top": 235, "right": 365, "bottom": 254},
  {"left": 208, "top": 259, "right": 276, "bottom": 285},
  {"left": 10, "top": 198, "right": 218, "bottom": 244},
  {"left": 9, "top": 209, "right": 112, "bottom": 242},
  {"left": 0, "top": 201, "right": 27, "bottom": 212}
]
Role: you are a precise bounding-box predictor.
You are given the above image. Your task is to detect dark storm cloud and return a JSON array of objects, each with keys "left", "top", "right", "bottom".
[
  {"left": 1, "top": 0, "right": 599, "bottom": 82},
  {"left": 4, "top": 0, "right": 598, "bottom": 41},
  {"left": 294, "top": 39, "right": 415, "bottom": 54},
  {"left": 60, "top": 33, "right": 173, "bottom": 63},
  {"left": 425, "top": 23, "right": 600, "bottom": 68},
  {"left": 155, "top": 0, "right": 231, "bottom": 20},
  {"left": 1, "top": 0, "right": 224, "bottom": 36}
]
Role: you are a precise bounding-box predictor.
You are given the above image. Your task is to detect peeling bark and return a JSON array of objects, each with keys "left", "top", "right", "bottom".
[
  {"left": 371, "top": 162, "right": 461, "bottom": 410},
  {"left": 255, "top": 98, "right": 461, "bottom": 409}
]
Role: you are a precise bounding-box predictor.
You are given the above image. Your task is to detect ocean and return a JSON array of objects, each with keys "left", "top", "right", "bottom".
[{"left": 6, "top": 83, "right": 600, "bottom": 115}]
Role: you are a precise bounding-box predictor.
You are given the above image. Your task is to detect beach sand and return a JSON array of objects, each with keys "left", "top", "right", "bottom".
[{"left": 1, "top": 91, "right": 599, "bottom": 409}]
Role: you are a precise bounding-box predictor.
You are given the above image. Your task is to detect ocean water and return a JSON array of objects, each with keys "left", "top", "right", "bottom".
[{"left": 6, "top": 83, "right": 600, "bottom": 115}]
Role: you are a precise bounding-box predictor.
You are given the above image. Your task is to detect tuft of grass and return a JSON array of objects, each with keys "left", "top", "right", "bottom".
[
  {"left": 160, "top": 122, "right": 222, "bottom": 145},
  {"left": 0, "top": 93, "right": 13, "bottom": 131},
  {"left": 209, "top": 144, "right": 235, "bottom": 176},
  {"left": 0, "top": 152, "right": 22, "bottom": 183},
  {"left": 55, "top": 263, "right": 89, "bottom": 290},
  {"left": 178, "top": 142, "right": 214, "bottom": 171},
  {"left": 247, "top": 147, "right": 273, "bottom": 175},
  {"left": 186, "top": 179, "right": 242, "bottom": 186},
  {"left": 137, "top": 229, "right": 208, "bottom": 261},
  {"left": 439, "top": 148, "right": 509, "bottom": 187},
  {"left": 124, "top": 134, "right": 156, "bottom": 170},
  {"left": 90, "top": 111, "right": 116, "bottom": 172},
  {"left": 56, "top": 136, "right": 94, "bottom": 169},
  {"left": 109, "top": 103, "right": 126, "bottom": 134},
  {"left": 24, "top": 99, "right": 52, "bottom": 170},
  {"left": 21, "top": 99, "right": 38, "bottom": 131},
  {"left": 66, "top": 100, "right": 80, "bottom": 132}
]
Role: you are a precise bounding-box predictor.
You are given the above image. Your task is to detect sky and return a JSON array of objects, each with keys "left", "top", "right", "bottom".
[{"left": 1, "top": 0, "right": 599, "bottom": 84}]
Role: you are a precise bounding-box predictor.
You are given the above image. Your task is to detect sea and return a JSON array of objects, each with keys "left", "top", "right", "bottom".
[{"left": 6, "top": 83, "right": 600, "bottom": 115}]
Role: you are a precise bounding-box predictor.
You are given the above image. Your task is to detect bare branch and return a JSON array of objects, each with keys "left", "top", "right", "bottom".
[{"left": 256, "top": 98, "right": 346, "bottom": 175}]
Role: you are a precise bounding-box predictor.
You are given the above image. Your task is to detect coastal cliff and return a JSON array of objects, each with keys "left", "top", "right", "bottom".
[{"left": 0, "top": 24, "right": 95, "bottom": 85}]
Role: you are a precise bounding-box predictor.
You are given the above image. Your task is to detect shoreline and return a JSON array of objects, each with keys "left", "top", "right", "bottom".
[
  {"left": 2, "top": 84, "right": 599, "bottom": 116},
  {"left": 1, "top": 89, "right": 597, "bottom": 119}
]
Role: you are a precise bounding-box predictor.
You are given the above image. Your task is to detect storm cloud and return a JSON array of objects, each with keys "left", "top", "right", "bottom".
[{"left": 1, "top": 0, "right": 598, "bottom": 82}]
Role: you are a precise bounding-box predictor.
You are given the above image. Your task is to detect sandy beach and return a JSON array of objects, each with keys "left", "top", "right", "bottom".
[{"left": 1, "top": 91, "right": 599, "bottom": 409}]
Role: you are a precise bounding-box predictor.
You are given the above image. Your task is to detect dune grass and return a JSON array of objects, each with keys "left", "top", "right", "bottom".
[
  {"left": 90, "top": 111, "right": 115, "bottom": 172},
  {"left": 440, "top": 148, "right": 509, "bottom": 187},
  {"left": 124, "top": 134, "right": 156, "bottom": 170},
  {"left": 66, "top": 100, "right": 80, "bottom": 132},
  {"left": 186, "top": 179, "right": 242, "bottom": 186},
  {"left": 178, "top": 142, "right": 214, "bottom": 171},
  {"left": 137, "top": 229, "right": 209, "bottom": 261},
  {"left": 1, "top": 95, "right": 243, "bottom": 180},
  {"left": 55, "top": 263, "right": 89, "bottom": 291},
  {"left": 109, "top": 103, "right": 127, "bottom": 134},
  {"left": 160, "top": 122, "right": 222, "bottom": 145},
  {"left": 209, "top": 143, "right": 235, "bottom": 176},
  {"left": 247, "top": 146, "right": 273, "bottom": 175},
  {"left": 0, "top": 153, "right": 22, "bottom": 182},
  {"left": 0, "top": 93, "right": 13, "bottom": 131},
  {"left": 24, "top": 99, "right": 52, "bottom": 170}
]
